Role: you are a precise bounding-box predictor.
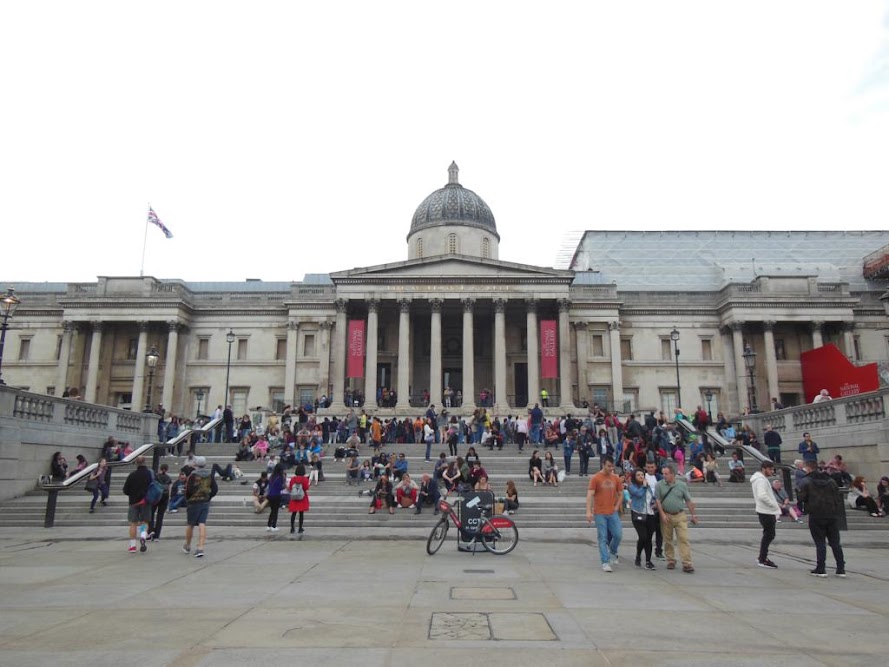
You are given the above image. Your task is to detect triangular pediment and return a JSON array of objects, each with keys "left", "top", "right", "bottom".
[{"left": 330, "top": 254, "right": 573, "bottom": 283}]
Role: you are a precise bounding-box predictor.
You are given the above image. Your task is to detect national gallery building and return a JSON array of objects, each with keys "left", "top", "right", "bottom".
[{"left": 3, "top": 164, "right": 889, "bottom": 419}]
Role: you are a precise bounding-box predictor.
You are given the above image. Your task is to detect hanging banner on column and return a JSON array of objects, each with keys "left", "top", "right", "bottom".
[
  {"left": 347, "top": 320, "right": 366, "bottom": 378},
  {"left": 540, "top": 320, "right": 558, "bottom": 378}
]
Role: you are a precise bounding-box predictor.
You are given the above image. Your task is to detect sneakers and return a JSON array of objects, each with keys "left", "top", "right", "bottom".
[
  {"left": 835, "top": 570, "right": 847, "bottom": 578},
  {"left": 169, "top": 509, "right": 178, "bottom": 513},
  {"left": 645, "top": 561, "right": 656, "bottom": 571},
  {"left": 266, "top": 526, "right": 273, "bottom": 532},
  {"left": 634, "top": 558, "right": 642, "bottom": 568},
  {"left": 682, "top": 565, "right": 695, "bottom": 573},
  {"left": 655, "top": 552, "right": 665, "bottom": 561},
  {"left": 611, "top": 554, "right": 619, "bottom": 565},
  {"left": 270, "top": 527, "right": 280, "bottom": 532},
  {"left": 182, "top": 544, "right": 191, "bottom": 554},
  {"left": 602, "top": 563, "right": 613, "bottom": 572},
  {"left": 809, "top": 569, "right": 827, "bottom": 578},
  {"left": 297, "top": 528, "right": 304, "bottom": 534},
  {"left": 194, "top": 549, "right": 204, "bottom": 558},
  {"left": 666, "top": 561, "right": 676, "bottom": 570},
  {"left": 128, "top": 545, "right": 137, "bottom": 553},
  {"left": 757, "top": 559, "right": 778, "bottom": 569},
  {"left": 140, "top": 537, "right": 147, "bottom": 553}
]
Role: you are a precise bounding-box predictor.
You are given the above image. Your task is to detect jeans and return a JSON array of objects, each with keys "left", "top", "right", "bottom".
[
  {"left": 563, "top": 454, "right": 572, "bottom": 474},
  {"left": 808, "top": 516, "right": 845, "bottom": 572},
  {"left": 425, "top": 438, "right": 433, "bottom": 460},
  {"left": 758, "top": 512, "right": 776, "bottom": 562},
  {"left": 168, "top": 494, "right": 187, "bottom": 511},
  {"left": 530, "top": 425, "right": 542, "bottom": 445},
  {"left": 90, "top": 482, "right": 109, "bottom": 510},
  {"left": 579, "top": 452, "right": 589, "bottom": 475},
  {"left": 593, "top": 511, "right": 623, "bottom": 564}
]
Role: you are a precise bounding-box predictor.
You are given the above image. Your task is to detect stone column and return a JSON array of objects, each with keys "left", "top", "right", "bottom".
[
  {"left": 55, "top": 321, "right": 74, "bottom": 397},
  {"left": 493, "top": 298, "right": 507, "bottom": 410},
  {"left": 462, "top": 298, "right": 476, "bottom": 409},
  {"left": 731, "top": 321, "right": 747, "bottom": 414},
  {"left": 396, "top": 299, "right": 412, "bottom": 409},
  {"left": 365, "top": 300, "right": 379, "bottom": 405},
  {"left": 558, "top": 299, "right": 573, "bottom": 408},
  {"left": 608, "top": 320, "right": 624, "bottom": 408},
  {"left": 841, "top": 322, "right": 856, "bottom": 360},
  {"left": 526, "top": 299, "right": 538, "bottom": 408},
  {"left": 329, "top": 299, "right": 348, "bottom": 410},
  {"left": 131, "top": 321, "right": 150, "bottom": 411},
  {"left": 319, "top": 321, "right": 332, "bottom": 403},
  {"left": 810, "top": 321, "right": 824, "bottom": 349},
  {"left": 574, "top": 322, "right": 589, "bottom": 405},
  {"left": 429, "top": 299, "right": 442, "bottom": 406},
  {"left": 161, "top": 321, "right": 179, "bottom": 411},
  {"left": 721, "top": 326, "right": 738, "bottom": 414},
  {"left": 762, "top": 321, "right": 780, "bottom": 406},
  {"left": 284, "top": 321, "right": 299, "bottom": 406},
  {"left": 85, "top": 321, "right": 103, "bottom": 404}
]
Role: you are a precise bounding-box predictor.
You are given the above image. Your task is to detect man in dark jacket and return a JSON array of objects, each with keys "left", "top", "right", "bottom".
[
  {"left": 415, "top": 473, "right": 441, "bottom": 515},
  {"left": 122, "top": 455, "right": 153, "bottom": 554},
  {"left": 797, "top": 460, "right": 846, "bottom": 578},
  {"left": 223, "top": 405, "right": 234, "bottom": 443}
]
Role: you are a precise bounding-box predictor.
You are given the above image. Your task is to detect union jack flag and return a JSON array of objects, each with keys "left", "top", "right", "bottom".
[{"left": 148, "top": 207, "right": 173, "bottom": 239}]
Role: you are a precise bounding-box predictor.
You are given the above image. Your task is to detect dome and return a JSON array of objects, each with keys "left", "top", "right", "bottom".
[{"left": 409, "top": 162, "right": 499, "bottom": 240}]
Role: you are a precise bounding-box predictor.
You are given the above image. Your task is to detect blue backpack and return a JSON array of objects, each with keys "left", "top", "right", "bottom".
[{"left": 145, "top": 470, "right": 165, "bottom": 506}]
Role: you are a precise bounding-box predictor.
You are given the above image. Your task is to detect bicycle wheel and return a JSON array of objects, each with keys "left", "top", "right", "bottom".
[
  {"left": 481, "top": 516, "right": 519, "bottom": 555},
  {"left": 426, "top": 518, "right": 449, "bottom": 555}
]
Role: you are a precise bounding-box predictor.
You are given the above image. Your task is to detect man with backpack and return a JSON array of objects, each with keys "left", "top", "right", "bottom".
[
  {"left": 182, "top": 456, "right": 218, "bottom": 558},
  {"left": 797, "top": 460, "right": 846, "bottom": 578},
  {"left": 122, "top": 455, "right": 153, "bottom": 553}
]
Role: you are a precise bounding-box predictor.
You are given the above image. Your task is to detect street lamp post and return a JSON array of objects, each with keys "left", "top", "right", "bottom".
[
  {"left": 742, "top": 344, "right": 758, "bottom": 413},
  {"left": 704, "top": 389, "right": 713, "bottom": 423},
  {"left": 670, "top": 327, "right": 681, "bottom": 410},
  {"left": 0, "top": 287, "right": 22, "bottom": 386},
  {"left": 196, "top": 389, "right": 205, "bottom": 419},
  {"left": 144, "top": 345, "right": 160, "bottom": 412},
  {"left": 224, "top": 329, "right": 235, "bottom": 409}
]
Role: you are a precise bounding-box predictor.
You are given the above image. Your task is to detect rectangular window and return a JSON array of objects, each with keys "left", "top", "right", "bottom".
[
  {"left": 231, "top": 388, "right": 249, "bottom": 416},
  {"left": 622, "top": 390, "right": 638, "bottom": 414},
  {"left": 197, "top": 338, "right": 209, "bottom": 360},
  {"left": 270, "top": 388, "right": 285, "bottom": 413},
  {"left": 237, "top": 338, "right": 248, "bottom": 360},
  {"left": 620, "top": 338, "right": 633, "bottom": 361},
  {"left": 298, "top": 387, "right": 314, "bottom": 406},
  {"left": 18, "top": 338, "right": 31, "bottom": 361},
  {"left": 56, "top": 335, "right": 63, "bottom": 360},
  {"left": 590, "top": 385, "right": 611, "bottom": 409},
  {"left": 661, "top": 339, "right": 672, "bottom": 361},
  {"left": 127, "top": 338, "right": 138, "bottom": 360},
  {"left": 775, "top": 338, "right": 786, "bottom": 361},
  {"left": 660, "top": 390, "right": 678, "bottom": 415},
  {"left": 853, "top": 336, "right": 862, "bottom": 362},
  {"left": 46, "top": 385, "right": 56, "bottom": 396},
  {"left": 701, "top": 338, "right": 712, "bottom": 361},
  {"left": 591, "top": 334, "right": 604, "bottom": 357},
  {"left": 275, "top": 338, "right": 287, "bottom": 361},
  {"left": 303, "top": 334, "right": 316, "bottom": 357}
]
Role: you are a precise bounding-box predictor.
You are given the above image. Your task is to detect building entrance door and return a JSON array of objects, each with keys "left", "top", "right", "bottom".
[
  {"left": 443, "top": 368, "right": 462, "bottom": 406},
  {"left": 514, "top": 362, "right": 528, "bottom": 407}
]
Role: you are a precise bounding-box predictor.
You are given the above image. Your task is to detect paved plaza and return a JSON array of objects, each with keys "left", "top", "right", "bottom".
[{"left": 1, "top": 524, "right": 887, "bottom": 666}]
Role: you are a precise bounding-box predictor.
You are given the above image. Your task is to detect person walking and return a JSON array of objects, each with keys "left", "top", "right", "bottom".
[
  {"left": 87, "top": 458, "right": 109, "bottom": 513},
  {"left": 288, "top": 463, "right": 310, "bottom": 534},
  {"left": 147, "top": 463, "right": 172, "bottom": 541},
  {"left": 655, "top": 463, "right": 698, "bottom": 573},
  {"left": 585, "top": 455, "right": 623, "bottom": 573},
  {"left": 763, "top": 425, "right": 783, "bottom": 464},
  {"left": 628, "top": 468, "right": 658, "bottom": 570},
  {"left": 122, "top": 455, "right": 152, "bottom": 554},
  {"left": 797, "top": 460, "right": 846, "bottom": 577},
  {"left": 266, "top": 463, "right": 286, "bottom": 532},
  {"left": 182, "top": 456, "right": 217, "bottom": 558},
  {"left": 562, "top": 430, "right": 575, "bottom": 476},
  {"left": 751, "top": 461, "right": 782, "bottom": 569},
  {"left": 644, "top": 461, "right": 665, "bottom": 560}
]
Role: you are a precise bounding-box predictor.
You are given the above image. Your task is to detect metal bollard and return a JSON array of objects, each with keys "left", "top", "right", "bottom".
[{"left": 44, "top": 489, "right": 59, "bottom": 528}]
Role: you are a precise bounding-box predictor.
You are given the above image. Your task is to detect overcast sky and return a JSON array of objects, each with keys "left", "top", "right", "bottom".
[{"left": 1, "top": 1, "right": 887, "bottom": 284}]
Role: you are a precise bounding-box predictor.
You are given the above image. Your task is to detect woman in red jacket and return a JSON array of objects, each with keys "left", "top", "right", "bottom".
[{"left": 288, "top": 463, "right": 310, "bottom": 534}]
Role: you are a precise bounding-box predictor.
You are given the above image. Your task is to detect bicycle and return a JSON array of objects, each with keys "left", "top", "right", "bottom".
[{"left": 426, "top": 496, "right": 519, "bottom": 555}]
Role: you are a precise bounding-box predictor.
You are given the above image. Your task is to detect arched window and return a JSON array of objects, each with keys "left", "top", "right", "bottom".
[
  {"left": 448, "top": 233, "right": 457, "bottom": 254},
  {"left": 417, "top": 238, "right": 423, "bottom": 258},
  {"left": 482, "top": 237, "right": 490, "bottom": 258}
]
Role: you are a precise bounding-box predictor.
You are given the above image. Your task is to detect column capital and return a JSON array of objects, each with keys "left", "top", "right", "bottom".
[
  {"left": 335, "top": 298, "right": 348, "bottom": 314},
  {"left": 430, "top": 298, "right": 443, "bottom": 313},
  {"left": 366, "top": 298, "right": 379, "bottom": 313},
  {"left": 319, "top": 320, "right": 332, "bottom": 331},
  {"left": 462, "top": 298, "right": 475, "bottom": 313},
  {"left": 810, "top": 321, "right": 824, "bottom": 332},
  {"left": 841, "top": 321, "right": 856, "bottom": 332},
  {"left": 398, "top": 298, "right": 412, "bottom": 313},
  {"left": 493, "top": 298, "right": 506, "bottom": 313},
  {"left": 137, "top": 321, "right": 150, "bottom": 333},
  {"left": 525, "top": 298, "right": 538, "bottom": 314},
  {"left": 573, "top": 321, "right": 590, "bottom": 332},
  {"left": 762, "top": 320, "right": 776, "bottom": 331},
  {"left": 61, "top": 320, "right": 74, "bottom": 333},
  {"left": 730, "top": 320, "right": 745, "bottom": 332},
  {"left": 287, "top": 320, "right": 300, "bottom": 331},
  {"left": 558, "top": 299, "right": 571, "bottom": 313},
  {"left": 167, "top": 320, "right": 180, "bottom": 333},
  {"left": 608, "top": 320, "right": 620, "bottom": 332},
  {"left": 90, "top": 320, "right": 103, "bottom": 333}
]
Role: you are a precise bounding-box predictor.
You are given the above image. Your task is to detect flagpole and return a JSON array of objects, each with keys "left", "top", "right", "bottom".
[{"left": 140, "top": 204, "right": 150, "bottom": 277}]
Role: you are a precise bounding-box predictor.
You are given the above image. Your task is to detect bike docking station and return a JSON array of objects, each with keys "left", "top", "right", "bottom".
[{"left": 456, "top": 491, "right": 494, "bottom": 553}]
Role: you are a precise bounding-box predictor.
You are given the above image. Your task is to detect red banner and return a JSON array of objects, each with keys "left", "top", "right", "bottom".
[
  {"left": 540, "top": 320, "right": 558, "bottom": 378},
  {"left": 800, "top": 343, "right": 878, "bottom": 402},
  {"left": 346, "top": 320, "right": 366, "bottom": 378}
]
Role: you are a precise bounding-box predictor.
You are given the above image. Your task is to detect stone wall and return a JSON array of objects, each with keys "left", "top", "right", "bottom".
[
  {"left": 0, "top": 387, "right": 157, "bottom": 501},
  {"left": 743, "top": 388, "right": 889, "bottom": 481}
]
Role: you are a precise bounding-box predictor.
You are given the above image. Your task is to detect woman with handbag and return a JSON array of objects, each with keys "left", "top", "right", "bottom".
[
  {"left": 628, "top": 468, "right": 658, "bottom": 570},
  {"left": 87, "top": 458, "right": 109, "bottom": 513},
  {"left": 288, "top": 463, "right": 310, "bottom": 534}
]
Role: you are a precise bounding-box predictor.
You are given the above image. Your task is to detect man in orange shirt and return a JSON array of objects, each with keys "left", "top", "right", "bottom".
[
  {"left": 586, "top": 455, "right": 624, "bottom": 572},
  {"left": 370, "top": 417, "right": 383, "bottom": 452}
]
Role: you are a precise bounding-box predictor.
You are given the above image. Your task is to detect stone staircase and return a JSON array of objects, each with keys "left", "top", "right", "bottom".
[{"left": 4, "top": 442, "right": 885, "bottom": 532}]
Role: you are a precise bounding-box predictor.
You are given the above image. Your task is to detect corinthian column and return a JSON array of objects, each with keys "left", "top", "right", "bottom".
[
  {"left": 608, "top": 321, "right": 624, "bottom": 407},
  {"left": 429, "top": 299, "right": 442, "bottom": 406},
  {"left": 284, "top": 321, "right": 299, "bottom": 406},
  {"left": 329, "top": 299, "right": 348, "bottom": 410},
  {"left": 558, "top": 299, "right": 573, "bottom": 409},
  {"left": 365, "top": 300, "right": 379, "bottom": 404},
  {"left": 85, "top": 321, "right": 103, "bottom": 404},
  {"left": 731, "top": 321, "right": 746, "bottom": 414},
  {"left": 56, "top": 321, "right": 74, "bottom": 398},
  {"left": 131, "top": 322, "right": 150, "bottom": 411},
  {"left": 526, "top": 299, "right": 538, "bottom": 408},
  {"left": 493, "top": 298, "right": 507, "bottom": 410},
  {"left": 462, "top": 298, "right": 476, "bottom": 409},
  {"left": 396, "top": 299, "right": 412, "bottom": 409},
  {"left": 762, "top": 321, "right": 779, "bottom": 406},
  {"left": 161, "top": 321, "right": 180, "bottom": 411}
]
